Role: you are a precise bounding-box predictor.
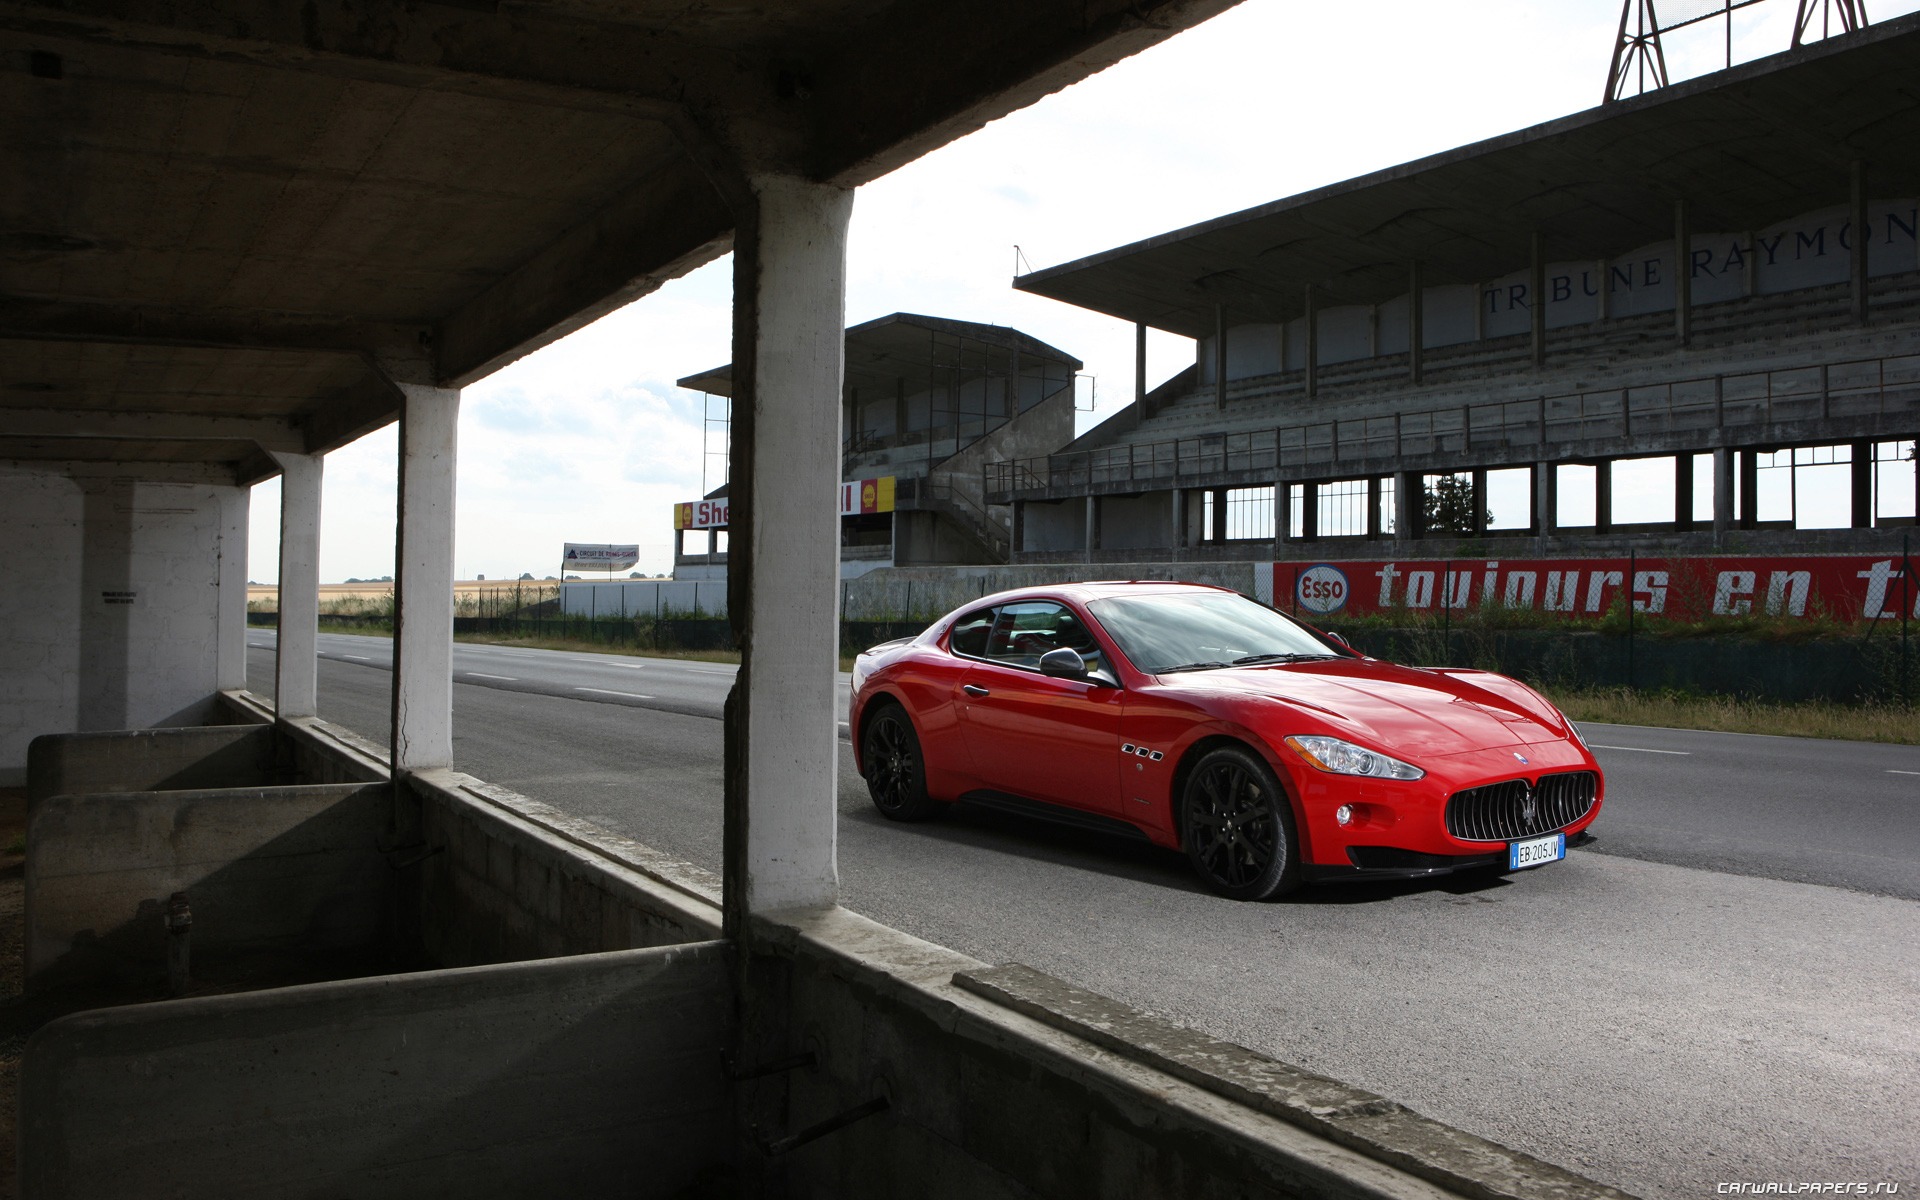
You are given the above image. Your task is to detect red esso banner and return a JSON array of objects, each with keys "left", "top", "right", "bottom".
[{"left": 1276, "top": 556, "right": 1920, "bottom": 623}]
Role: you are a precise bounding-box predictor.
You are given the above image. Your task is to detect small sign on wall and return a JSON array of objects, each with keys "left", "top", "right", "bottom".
[{"left": 101, "top": 590, "right": 135, "bottom": 606}]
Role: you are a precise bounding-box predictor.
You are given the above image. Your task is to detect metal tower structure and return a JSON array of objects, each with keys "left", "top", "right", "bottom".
[
  {"left": 1792, "top": 0, "right": 1869, "bottom": 46},
  {"left": 1605, "top": 0, "right": 1866, "bottom": 103}
]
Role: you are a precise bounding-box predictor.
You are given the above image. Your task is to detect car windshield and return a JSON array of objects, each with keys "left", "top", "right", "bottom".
[{"left": 1086, "top": 592, "right": 1343, "bottom": 675}]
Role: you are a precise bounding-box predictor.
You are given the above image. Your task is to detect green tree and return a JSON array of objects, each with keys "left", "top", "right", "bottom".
[{"left": 1421, "top": 473, "right": 1491, "bottom": 535}]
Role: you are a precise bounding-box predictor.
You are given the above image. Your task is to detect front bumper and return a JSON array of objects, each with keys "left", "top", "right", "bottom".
[{"left": 1302, "top": 830, "right": 1598, "bottom": 884}]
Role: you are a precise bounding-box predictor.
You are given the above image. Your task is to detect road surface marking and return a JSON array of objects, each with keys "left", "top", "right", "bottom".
[
  {"left": 342, "top": 654, "right": 371, "bottom": 661},
  {"left": 1888, "top": 769, "right": 1920, "bottom": 776},
  {"left": 1590, "top": 744, "right": 1690, "bottom": 755},
  {"left": 576, "top": 687, "right": 654, "bottom": 700},
  {"left": 466, "top": 673, "right": 517, "bottom": 681}
]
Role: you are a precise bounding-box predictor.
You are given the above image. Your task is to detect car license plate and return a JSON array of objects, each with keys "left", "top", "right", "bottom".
[{"left": 1508, "top": 833, "right": 1565, "bottom": 870}]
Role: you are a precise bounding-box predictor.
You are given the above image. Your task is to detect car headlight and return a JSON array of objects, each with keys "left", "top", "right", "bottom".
[{"left": 1283, "top": 735, "right": 1425, "bottom": 781}]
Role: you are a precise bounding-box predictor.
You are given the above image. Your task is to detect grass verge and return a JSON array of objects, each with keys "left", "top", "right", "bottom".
[{"left": 1546, "top": 687, "right": 1919, "bottom": 744}]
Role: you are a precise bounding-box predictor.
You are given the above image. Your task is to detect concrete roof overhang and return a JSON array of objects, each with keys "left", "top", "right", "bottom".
[
  {"left": 1013, "top": 15, "right": 1920, "bottom": 339},
  {"left": 0, "top": 0, "right": 1236, "bottom": 484},
  {"left": 675, "top": 311, "right": 1084, "bottom": 398}
]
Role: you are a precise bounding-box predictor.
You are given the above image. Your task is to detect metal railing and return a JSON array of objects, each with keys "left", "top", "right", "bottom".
[
  {"left": 985, "top": 352, "right": 1920, "bottom": 497},
  {"left": 895, "top": 475, "right": 1011, "bottom": 558}
]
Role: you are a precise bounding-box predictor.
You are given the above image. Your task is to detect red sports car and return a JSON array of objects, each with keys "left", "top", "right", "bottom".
[{"left": 849, "top": 581, "right": 1603, "bottom": 900}]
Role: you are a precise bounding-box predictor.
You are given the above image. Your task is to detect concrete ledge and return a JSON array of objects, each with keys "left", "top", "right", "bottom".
[
  {"left": 21, "top": 940, "right": 736, "bottom": 1199},
  {"left": 409, "top": 768, "right": 722, "bottom": 966},
  {"left": 27, "top": 724, "right": 286, "bottom": 803},
  {"left": 752, "top": 906, "right": 1493, "bottom": 1200},
  {"left": 954, "top": 963, "right": 1635, "bottom": 1200},
  {"left": 26, "top": 782, "right": 393, "bottom": 985}
]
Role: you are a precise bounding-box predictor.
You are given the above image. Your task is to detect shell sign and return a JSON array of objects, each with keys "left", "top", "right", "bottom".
[{"left": 674, "top": 477, "right": 895, "bottom": 530}]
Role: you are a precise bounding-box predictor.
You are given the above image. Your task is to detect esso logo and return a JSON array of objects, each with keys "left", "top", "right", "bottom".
[{"left": 1295, "top": 564, "right": 1349, "bottom": 615}]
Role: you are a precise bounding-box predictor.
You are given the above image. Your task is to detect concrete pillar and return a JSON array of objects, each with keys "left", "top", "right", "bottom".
[
  {"left": 724, "top": 175, "right": 853, "bottom": 927},
  {"left": 1011, "top": 500, "right": 1025, "bottom": 556},
  {"left": 1303, "top": 285, "right": 1318, "bottom": 400},
  {"left": 1713, "top": 446, "right": 1734, "bottom": 537},
  {"left": 1408, "top": 260, "right": 1424, "bottom": 384},
  {"left": 1675, "top": 199, "right": 1692, "bottom": 347},
  {"left": 1675, "top": 454, "right": 1695, "bottom": 532},
  {"left": 1530, "top": 232, "right": 1546, "bottom": 368},
  {"left": 1851, "top": 160, "right": 1869, "bottom": 326},
  {"left": 1534, "top": 462, "right": 1554, "bottom": 538},
  {"left": 1595, "top": 459, "right": 1614, "bottom": 535},
  {"left": 215, "top": 485, "right": 250, "bottom": 693},
  {"left": 1170, "top": 488, "right": 1185, "bottom": 551},
  {"left": 1213, "top": 304, "right": 1227, "bottom": 411},
  {"left": 1134, "top": 322, "right": 1148, "bottom": 415},
  {"left": 391, "top": 383, "right": 460, "bottom": 773},
  {"left": 271, "top": 451, "right": 323, "bottom": 720},
  {"left": 1085, "top": 494, "right": 1098, "bottom": 562},
  {"left": 1394, "top": 471, "right": 1418, "bottom": 542},
  {"left": 1851, "top": 440, "right": 1874, "bottom": 528}
]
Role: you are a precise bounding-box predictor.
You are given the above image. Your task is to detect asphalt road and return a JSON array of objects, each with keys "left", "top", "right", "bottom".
[{"left": 247, "top": 632, "right": 1920, "bottom": 1199}]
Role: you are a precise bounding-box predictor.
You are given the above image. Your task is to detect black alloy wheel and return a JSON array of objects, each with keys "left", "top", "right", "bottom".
[
  {"left": 1180, "top": 745, "right": 1300, "bottom": 900},
  {"left": 861, "top": 702, "right": 938, "bottom": 821}
]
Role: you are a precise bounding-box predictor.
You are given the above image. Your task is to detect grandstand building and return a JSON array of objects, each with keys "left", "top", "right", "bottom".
[
  {"left": 1001, "top": 16, "right": 1920, "bottom": 574},
  {"left": 672, "top": 312, "right": 1081, "bottom": 581}
]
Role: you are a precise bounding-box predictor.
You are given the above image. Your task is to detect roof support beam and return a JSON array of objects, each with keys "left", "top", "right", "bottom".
[
  {"left": 0, "top": 300, "right": 429, "bottom": 369},
  {"left": 1530, "top": 233, "right": 1547, "bottom": 368},
  {"left": 0, "top": 408, "right": 304, "bottom": 452},
  {"left": 1851, "top": 160, "right": 1870, "bottom": 325},
  {"left": 1408, "top": 261, "right": 1424, "bottom": 384},
  {"left": 1675, "top": 199, "right": 1692, "bottom": 348}
]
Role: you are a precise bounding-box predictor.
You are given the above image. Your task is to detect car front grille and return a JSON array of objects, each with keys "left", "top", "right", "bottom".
[{"left": 1444, "top": 771, "right": 1597, "bottom": 842}]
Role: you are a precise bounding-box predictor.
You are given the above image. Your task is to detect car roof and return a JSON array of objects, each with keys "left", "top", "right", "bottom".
[{"left": 955, "top": 579, "right": 1243, "bottom": 612}]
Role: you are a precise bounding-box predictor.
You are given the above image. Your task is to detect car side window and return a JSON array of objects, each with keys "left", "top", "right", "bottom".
[
  {"left": 979, "top": 601, "right": 1107, "bottom": 675},
  {"left": 948, "top": 606, "right": 997, "bottom": 658}
]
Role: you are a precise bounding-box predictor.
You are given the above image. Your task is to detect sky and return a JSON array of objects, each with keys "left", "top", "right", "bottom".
[{"left": 245, "top": 0, "right": 1919, "bottom": 584}]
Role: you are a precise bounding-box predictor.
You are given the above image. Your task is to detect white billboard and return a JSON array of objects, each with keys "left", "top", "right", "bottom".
[{"left": 562, "top": 543, "right": 640, "bottom": 572}]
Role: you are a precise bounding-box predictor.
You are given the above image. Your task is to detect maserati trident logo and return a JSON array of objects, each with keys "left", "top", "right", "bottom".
[{"left": 1519, "top": 786, "right": 1539, "bottom": 828}]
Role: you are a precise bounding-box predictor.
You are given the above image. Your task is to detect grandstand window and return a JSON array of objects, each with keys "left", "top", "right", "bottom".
[
  {"left": 1287, "top": 484, "right": 1305, "bottom": 539},
  {"left": 1755, "top": 445, "right": 1850, "bottom": 529},
  {"left": 1556, "top": 463, "right": 1597, "bottom": 528},
  {"left": 1874, "top": 441, "right": 1916, "bottom": 525},
  {"left": 1378, "top": 478, "right": 1397, "bottom": 537},
  {"left": 1315, "top": 480, "right": 1369, "bottom": 537},
  {"left": 1201, "top": 486, "right": 1275, "bottom": 541},
  {"left": 1613, "top": 457, "right": 1677, "bottom": 526},
  {"left": 1420, "top": 472, "right": 1482, "bottom": 535},
  {"left": 1485, "top": 468, "right": 1531, "bottom": 532}
]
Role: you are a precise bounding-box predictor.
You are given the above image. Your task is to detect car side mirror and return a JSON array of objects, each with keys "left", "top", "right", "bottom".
[
  {"left": 1324, "top": 630, "right": 1353, "bottom": 651},
  {"left": 1038, "top": 647, "right": 1089, "bottom": 679}
]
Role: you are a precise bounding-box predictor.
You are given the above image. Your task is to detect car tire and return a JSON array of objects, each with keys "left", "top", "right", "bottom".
[
  {"left": 861, "top": 702, "right": 940, "bottom": 822},
  {"left": 1179, "top": 745, "right": 1301, "bottom": 900}
]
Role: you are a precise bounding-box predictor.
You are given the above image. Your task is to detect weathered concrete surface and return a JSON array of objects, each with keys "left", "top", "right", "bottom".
[
  {"left": 745, "top": 905, "right": 1496, "bottom": 1200},
  {"left": 26, "top": 725, "right": 284, "bottom": 803},
  {"left": 20, "top": 940, "right": 734, "bottom": 1200},
  {"left": 413, "top": 769, "right": 722, "bottom": 966},
  {"left": 955, "top": 963, "right": 1636, "bottom": 1200},
  {"left": 25, "top": 782, "right": 392, "bottom": 985}
]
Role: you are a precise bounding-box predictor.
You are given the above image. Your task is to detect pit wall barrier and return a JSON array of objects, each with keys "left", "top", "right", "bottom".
[
  {"left": 20, "top": 941, "right": 735, "bottom": 1199},
  {"left": 18, "top": 700, "right": 1636, "bottom": 1199}
]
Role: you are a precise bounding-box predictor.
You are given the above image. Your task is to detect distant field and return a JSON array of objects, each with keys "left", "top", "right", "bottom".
[{"left": 248, "top": 580, "right": 531, "bottom": 604}]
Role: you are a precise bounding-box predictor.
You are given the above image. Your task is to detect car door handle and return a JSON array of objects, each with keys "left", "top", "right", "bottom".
[{"left": 962, "top": 684, "right": 990, "bottom": 697}]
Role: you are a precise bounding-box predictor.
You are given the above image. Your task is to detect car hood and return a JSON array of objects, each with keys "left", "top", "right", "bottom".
[{"left": 1161, "top": 659, "right": 1572, "bottom": 756}]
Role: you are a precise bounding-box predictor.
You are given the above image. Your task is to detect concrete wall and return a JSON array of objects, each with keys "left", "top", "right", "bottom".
[
  {"left": 26, "top": 781, "right": 393, "bottom": 986},
  {"left": 27, "top": 725, "right": 286, "bottom": 803},
  {"left": 1020, "top": 498, "right": 1085, "bottom": 554},
  {"left": 561, "top": 577, "right": 727, "bottom": 616},
  {"left": 410, "top": 770, "right": 722, "bottom": 967},
  {"left": 21, "top": 941, "right": 735, "bottom": 1200},
  {"left": 1098, "top": 493, "right": 1176, "bottom": 551},
  {"left": 0, "top": 465, "right": 249, "bottom": 786}
]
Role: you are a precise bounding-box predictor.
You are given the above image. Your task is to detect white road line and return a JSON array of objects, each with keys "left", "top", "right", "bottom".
[
  {"left": 1590, "top": 744, "right": 1691, "bottom": 755},
  {"left": 342, "top": 654, "right": 371, "bottom": 661},
  {"left": 1888, "top": 769, "right": 1920, "bottom": 776},
  {"left": 466, "top": 672, "right": 517, "bottom": 681},
  {"left": 575, "top": 687, "right": 654, "bottom": 700}
]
